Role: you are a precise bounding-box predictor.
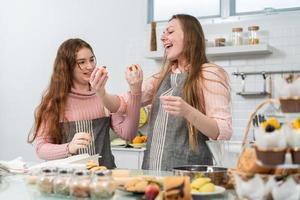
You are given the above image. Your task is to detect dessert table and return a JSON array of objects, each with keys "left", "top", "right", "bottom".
[{"left": 0, "top": 169, "right": 238, "bottom": 200}]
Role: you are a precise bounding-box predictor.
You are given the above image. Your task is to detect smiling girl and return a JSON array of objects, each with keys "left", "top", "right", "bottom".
[{"left": 28, "top": 38, "right": 143, "bottom": 168}]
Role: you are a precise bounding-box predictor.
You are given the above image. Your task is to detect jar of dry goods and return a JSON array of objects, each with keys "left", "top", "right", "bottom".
[
  {"left": 215, "top": 37, "right": 226, "bottom": 47},
  {"left": 90, "top": 170, "right": 116, "bottom": 199},
  {"left": 53, "top": 168, "right": 72, "bottom": 196},
  {"left": 232, "top": 27, "right": 243, "bottom": 46},
  {"left": 69, "top": 169, "right": 91, "bottom": 199},
  {"left": 248, "top": 26, "right": 260, "bottom": 45},
  {"left": 37, "top": 167, "right": 57, "bottom": 194}
]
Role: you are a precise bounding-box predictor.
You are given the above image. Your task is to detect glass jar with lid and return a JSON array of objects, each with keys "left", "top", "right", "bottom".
[
  {"left": 232, "top": 27, "right": 243, "bottom": 46},
  {"left": 90, "top": 170, "right": 116, "bottom": 199},
  {"left": 69, "top": 169, "right": 91, "bottom": 199},
  {"left": 37, "top": 167, "right": 57, "bottom": 194},
  {"left": 215, "top": 37, "right": 226, "bottom": 47},
  {"left": 248, "top": 26, "right": 260, "bottom": 45},
  {"left": 25, "top": 169, "right": 42, "bottom": 199},
  {"left": 53, "top": 168, "right": 72, "bottom": 196}
]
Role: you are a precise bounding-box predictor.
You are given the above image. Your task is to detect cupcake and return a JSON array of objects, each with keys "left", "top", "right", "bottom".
[
  {"left": 233, "top": 174, "right": 276, "bottom": 200},
  {"left": 271, "top": 176, "right": 300, "bottom": 200},
  {"left": 287, "top": 118, "right": 300, "bottom": 164},
  {"left": 277, "top": 75, "right": 300, "bottom": 113},
  {"left": 255, "top": 118, "right": 287, "bottom": 166}
]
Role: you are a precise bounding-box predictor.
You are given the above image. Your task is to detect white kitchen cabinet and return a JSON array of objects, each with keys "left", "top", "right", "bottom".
[{"left": 111, "top": 147, "right": 146, "bottom": 169}]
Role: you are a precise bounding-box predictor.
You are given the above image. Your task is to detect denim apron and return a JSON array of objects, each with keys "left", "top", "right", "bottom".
[
  {"left": 142, "top": 73, "right": 213, "bottom": 171},
  {"left": 61, "top": 117, "right": 116, "bottom": 169}
]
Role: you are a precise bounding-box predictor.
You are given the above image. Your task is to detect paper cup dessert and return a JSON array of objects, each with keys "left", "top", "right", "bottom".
[
  {"left": 280, "top": 96, "right": 300, "bottom": 113},
  {"left": 255, "top": 146, "right": 286, "bottom": 166},
  {"left": 254, "top": 118, "right": 287, "bottom": 166},
  {"left": 291, "top": 148, "right": 300, "bottom": 164},
  {"left": 277, "top": 75, "right": 300, "bottom": 113},
  {"left": 288, "top": 118, "right": 300, "bottom": 164}
]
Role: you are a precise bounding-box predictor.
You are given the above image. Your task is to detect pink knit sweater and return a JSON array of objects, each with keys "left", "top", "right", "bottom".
[{"left": 35, "top": 88, "right": 141, "bottom": 160}]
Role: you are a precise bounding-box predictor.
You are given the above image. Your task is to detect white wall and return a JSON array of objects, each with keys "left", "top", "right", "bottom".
[
  {"left": 1, "top": 0, "right": 300, "bottom": 161},
  {"left": 0, "top": 0, "right": 152, "bottom": 161}
]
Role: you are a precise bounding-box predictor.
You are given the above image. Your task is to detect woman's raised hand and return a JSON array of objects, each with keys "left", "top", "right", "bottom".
[
  {"left": 125, "top": 64, "right": 143, "bottom": 94},
  {"left": 89, "top": 66, "right": 108, "bottom": 97},
  {"left": 160, "top": 96, "right": 190, "bottom": 117},
  {"left": 68, "top": 132, "right": 92, "bottom": 154}
]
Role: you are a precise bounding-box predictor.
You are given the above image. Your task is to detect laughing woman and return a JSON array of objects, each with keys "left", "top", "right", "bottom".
[
  {"left": 28, "top": 38, "right": 143, "bottom": 168},
  {"left": 140, "top": 14, "right": 233, "bottom": 171}
]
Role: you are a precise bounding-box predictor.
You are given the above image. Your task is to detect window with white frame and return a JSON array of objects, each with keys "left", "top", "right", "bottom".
[
  {"left": 150, "top": 0, "right": 221, "bottom": 22},
  {"left": 148, "top": 0, "right": 300, "bottom": 22},
  {"left": 234, "top": 0, "right": 300, "bottom": 15}
]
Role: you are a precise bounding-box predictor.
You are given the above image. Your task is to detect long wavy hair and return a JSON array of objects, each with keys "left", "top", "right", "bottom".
[
  {"left": 152, "top": 14, "right": 230, "bottom": 150},
  {"left": 28, "top": 38, "right": 94, "bottom": 144}
]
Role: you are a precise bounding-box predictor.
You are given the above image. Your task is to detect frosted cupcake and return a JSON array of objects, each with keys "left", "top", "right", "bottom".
[
  {"left": 277, "top": 75, "right": 300, "bottom": 113},
  {"left": 287, "top": 118, "right": 300, "bottom": 164},
  {"left": 255, "top": 118, "right": 287, "bottom": 166}
]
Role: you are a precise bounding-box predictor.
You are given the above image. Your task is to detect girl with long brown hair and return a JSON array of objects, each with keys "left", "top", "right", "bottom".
[
  {"left": 28, "top": 38, "right": 143, "bottom": 168},
  {"left": 139, "top": 14, "right": 232, "bottom": 170}
]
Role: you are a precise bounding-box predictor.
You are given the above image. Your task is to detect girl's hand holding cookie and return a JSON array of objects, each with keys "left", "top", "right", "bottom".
[
  {"left": 89, "top": 66, "right": 108, "bottom": 97},
  {"left": 125, "top": 64, "right": 143, "bottom": 94}
]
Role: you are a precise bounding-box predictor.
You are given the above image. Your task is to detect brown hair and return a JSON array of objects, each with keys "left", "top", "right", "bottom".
[
  {"left": 152, "top": 14, "right": 230, "bottom": 150},
  {"left": 28, "top": 38, "right": 94, "bottom": 144}
]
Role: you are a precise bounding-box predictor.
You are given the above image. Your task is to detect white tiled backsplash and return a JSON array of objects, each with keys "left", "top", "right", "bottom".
[{"left": 125, "top": 12, "right": 300, "bottom": 141}]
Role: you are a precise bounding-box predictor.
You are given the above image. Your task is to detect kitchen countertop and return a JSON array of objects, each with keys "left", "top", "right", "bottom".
[{"left": 0, "top": 170, "right": 237, "bottom": 200}]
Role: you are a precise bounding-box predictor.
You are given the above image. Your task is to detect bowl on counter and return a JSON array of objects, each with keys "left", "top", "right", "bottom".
[{"left": 173, "top": 165, "right": 229, "bottom": 188}]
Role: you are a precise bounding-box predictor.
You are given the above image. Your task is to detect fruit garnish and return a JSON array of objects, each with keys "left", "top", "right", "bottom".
[
  {"left": 260, "top": 118, "right": 281, "bottom": 133},
  {"left": 261, "top": 121, "right": 268, "bottom": 129},
  {"left": 191, "top": 177, "right": 211, "bottom": 189},
  {"left": 268, "top": 118, "right": 280, "bottom": 129},
  {"left": 132, "top": 135, "right": 147, "bottom": 144},
  {"left": 145, "top": 183, "right": 160, "bottom": 200},
  {"left": 199, "top": 183, "right": 215, "bottom": 193},
  {"left": 265, "top": 124, "right": 275, "bottom": 133},
  {"left": 292, "top": 118, "right": 300, "bottom": 129},
  {"left": 191, "top": 177, "right": 215, "bottom": 193}
]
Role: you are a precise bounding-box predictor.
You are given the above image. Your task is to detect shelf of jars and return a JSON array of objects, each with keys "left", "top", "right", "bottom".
[{"left": 145, "top": 44, "right": 272, "bottom": 60}]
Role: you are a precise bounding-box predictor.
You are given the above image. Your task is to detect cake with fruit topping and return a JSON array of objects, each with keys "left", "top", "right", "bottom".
[{"left": 254, "top": 118, "right": 287, "bottom": 165}]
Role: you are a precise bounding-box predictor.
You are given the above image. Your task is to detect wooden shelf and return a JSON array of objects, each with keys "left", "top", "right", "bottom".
[{"left": 145, "top": 44, "right": 272, "bottom": 60}]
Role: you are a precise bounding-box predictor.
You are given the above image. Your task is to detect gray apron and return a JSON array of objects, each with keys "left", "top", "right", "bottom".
[
  {"left": 142, "top": 73, "right": 212, "bottom": 171},
  {"left": 61, "top": 117, "right": 116, "bottom": 169}
]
